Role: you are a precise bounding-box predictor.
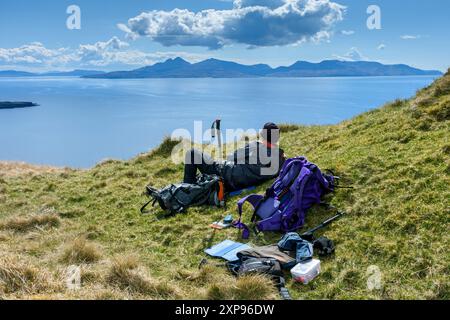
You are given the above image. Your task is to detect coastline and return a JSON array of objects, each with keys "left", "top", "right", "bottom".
[{"left": 0, "top": 101, "right": 38, "bottom": 109}]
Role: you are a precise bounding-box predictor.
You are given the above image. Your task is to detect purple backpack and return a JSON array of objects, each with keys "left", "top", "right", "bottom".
[{"left": 234, "top": 157, "right": 336, "bottom": 239}]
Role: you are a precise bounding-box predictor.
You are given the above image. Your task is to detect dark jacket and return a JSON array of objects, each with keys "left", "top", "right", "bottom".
[{"left": 220, "top": 141, "right": 285, "bottom": 191}]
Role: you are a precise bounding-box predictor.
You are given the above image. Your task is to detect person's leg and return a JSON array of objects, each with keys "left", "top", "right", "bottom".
[
  {"left": 184, "top": 149, "right": 219, "bottom": 183},
  {"left": 184, "top": 149, "right": 201, "bottom": 183}
]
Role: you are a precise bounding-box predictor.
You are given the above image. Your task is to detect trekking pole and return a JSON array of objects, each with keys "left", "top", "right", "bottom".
[
  {"left": 301, "top": 211, "right": 345, "bottom": 240},
  {"left": 211, "top": 119, "right": 222, "bottom": 159}
]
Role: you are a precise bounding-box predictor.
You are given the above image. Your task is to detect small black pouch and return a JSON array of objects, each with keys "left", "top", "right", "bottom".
[{"left": 313, "top": 236, "right": 335, "bottom": 256}]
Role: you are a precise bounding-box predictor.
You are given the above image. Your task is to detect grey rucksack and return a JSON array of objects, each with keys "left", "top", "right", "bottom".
[{"left": 141, "top": 174, "right": 226, "bottom": 215}]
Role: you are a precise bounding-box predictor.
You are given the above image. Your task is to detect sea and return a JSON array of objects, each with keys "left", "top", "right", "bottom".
[{"left": 0, "top": 75, "right": 437, "bottom": 168}]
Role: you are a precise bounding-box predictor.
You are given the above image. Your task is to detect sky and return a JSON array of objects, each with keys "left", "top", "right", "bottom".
[{"left": 0, "top": 0, "right": 448, "bottom": 72}]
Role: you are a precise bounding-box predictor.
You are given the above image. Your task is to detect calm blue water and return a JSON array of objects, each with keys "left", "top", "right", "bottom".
[{"left": 0, "top": 76, "right": 437, "bottom": 168}]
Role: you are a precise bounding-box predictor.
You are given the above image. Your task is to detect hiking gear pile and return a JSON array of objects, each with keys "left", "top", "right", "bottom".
[
  {"left": 204, "top": 212, "right": 344, "bottom": 300},
  {"left": 141, "top": 174, "right": 225, "bottom": 215},
  {"left": 233, "top": 157, "right": 337, "bottom": 239}
]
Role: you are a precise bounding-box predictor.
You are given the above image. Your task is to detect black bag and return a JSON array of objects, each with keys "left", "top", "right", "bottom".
[
  {"left": 227, "top": 256, "right": 292, "bottom": 300},
  {"left": 141, "top": 174, "right": 225, "bottom": 215},
  {"left": 313, "top": 236, "right": 335, "bottom": 256},
  {"left": 233, "top": 257, "right": 283, "bottom": 278}
]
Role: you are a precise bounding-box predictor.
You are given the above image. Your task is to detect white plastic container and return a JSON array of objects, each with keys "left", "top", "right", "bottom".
[{"left": 291, "top": 259, "right": 321, "bottom": 284}]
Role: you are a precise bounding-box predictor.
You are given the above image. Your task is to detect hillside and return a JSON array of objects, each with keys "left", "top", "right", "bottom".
[
  {"left": 0, "top": 72, "right": 449, "bottom": 300},
  {"left": 84, "top": 58, "right": 442, "bottom": 79}
]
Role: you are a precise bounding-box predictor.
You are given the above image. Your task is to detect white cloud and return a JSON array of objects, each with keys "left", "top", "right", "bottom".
[
  {"left": 119, "top": 0, "right": 346, "bottom": 49},
  {"left": 0, "top": 42, "right": 66, "bottom": 66},
  {"left": 234, "top": 0, "right": 286, "bottom": 9},
  {"left": 333, "top": 47, "right": 368, "bottom": 61},
  {"left": 341, "top": 30, "right": 354, "bottom": 36},
  {"left": 0, "top": 38, "right": 205, "bottom": 72},
  {"left": 377, "top": 43, "right": 386, "bottom": 50},
  {"left": 401, "top": 35, "right": 421, "bottom": 40}
]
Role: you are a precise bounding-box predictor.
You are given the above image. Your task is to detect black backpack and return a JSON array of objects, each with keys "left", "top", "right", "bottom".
[
  {"left": 141, "top": 174, "right": 226, "bottom": 215},
  {"left": 227, "top": 256, "right": 292, "bottom": 300}
]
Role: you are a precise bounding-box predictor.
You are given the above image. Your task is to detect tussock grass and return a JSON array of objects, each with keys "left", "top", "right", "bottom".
[
  {"left": 0, "top": 255, "right": 51, "bottom": 295},
  {"left": 107, "top": 255, "right": 178, "bottom": 298},
  {"left": 234, "top": 275, "right": 279, "bottom": 300},
  {"left": 148, "top": 136, "right": 183, "bottom": 158},
  {"left": 0, "top": 212, "right": 60, "bottom": 233},
  {"left": 61, "top": 238, "right": 102, "bottom": 264},
  {"left": 0, "top": 73, "right": 448, "bottom": 299},
  {"left": 205, "top": 275, "right": 278, "bottom": 300}
]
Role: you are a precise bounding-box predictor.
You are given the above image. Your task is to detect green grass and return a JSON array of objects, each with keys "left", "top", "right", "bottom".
[{"left": 0, "top": 72, "right": 449, "bottom": 300}]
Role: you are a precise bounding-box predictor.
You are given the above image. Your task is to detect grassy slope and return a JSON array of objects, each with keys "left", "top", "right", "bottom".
[{"left": 0, "top": 72, "right": 449, "bottom": 300}]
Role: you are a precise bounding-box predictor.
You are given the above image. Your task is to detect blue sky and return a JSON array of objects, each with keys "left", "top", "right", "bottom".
[{"left": 0, "top": 0, "right": 448, "bottom": 72}]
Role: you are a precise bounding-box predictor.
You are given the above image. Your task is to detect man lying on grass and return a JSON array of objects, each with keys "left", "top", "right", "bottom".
[{"left": 184, "top": 122, "right": 286, "bottom": 192}]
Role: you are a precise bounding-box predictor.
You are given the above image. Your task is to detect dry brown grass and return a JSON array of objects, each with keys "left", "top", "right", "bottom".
[
  {"left": 0, "top": 232, "right": 9, "bottom": 241},
  {"left": 177, "top": 264, "right": 229, "bottom": 284},
  {"left": 0, "top": 212, "right": 60, "bottom": 233},
  {"left": 205, "top": 274, "right": 278, "bottom": 300},
  {"left": 61, "top": 238, "right": 102, "bottom": 264},
  {"left": 0, "top": 161, "right": 69, "bottom": 178},
  {"left": 0, "top": 255, "right": 50, "bottom": 295},
  {"left": 107, "top": 255, "right": 178, "bottom": 299}
]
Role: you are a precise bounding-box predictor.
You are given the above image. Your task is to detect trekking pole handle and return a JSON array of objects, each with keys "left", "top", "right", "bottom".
[{"left": 211, "top": 119, "right": 221, "bottom": 136}]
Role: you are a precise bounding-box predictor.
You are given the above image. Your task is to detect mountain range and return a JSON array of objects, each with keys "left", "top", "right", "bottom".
[
  {"left": 0, "top": 59, "right": 442, "bottom": 79},
  {"left": 83, "top": 58, "right": 442, "bottom": 79}
]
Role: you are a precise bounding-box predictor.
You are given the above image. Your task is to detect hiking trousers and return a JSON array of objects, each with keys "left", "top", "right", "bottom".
[{"left": 183, "top": 149, "right": 223, "bottom": 184}]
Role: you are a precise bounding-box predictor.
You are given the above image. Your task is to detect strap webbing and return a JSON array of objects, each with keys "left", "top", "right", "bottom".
[{"left": 233, "top": 194, "right": 264, "bottom": 239}]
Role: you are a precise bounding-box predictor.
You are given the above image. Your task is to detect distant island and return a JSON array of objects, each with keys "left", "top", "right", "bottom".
[
  {"left": 83, "top": 58, "right": 443, "bottom": 79},
  {"left": 0, "top": 69, "right": 106, "bottom": 78},
  {"left": 1, "top": 59, "right": 442, "bottom": 80},
  {"left": 0, "top": 101, "right": 38, "bottom": 109}
]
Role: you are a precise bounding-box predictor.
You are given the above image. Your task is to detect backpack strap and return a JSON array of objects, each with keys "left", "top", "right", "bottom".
[
  {"left": 276, "top": 277, "right": 292, "bottom": 300},
  {"left": 233, "top": 194, "right": 264, "bottom": 239},
  {"left": 140, "top": 199, "right": 155, "bottom": 214},
  {"left": 140, "top": 186, "right": 160, "bottom": 214}
]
